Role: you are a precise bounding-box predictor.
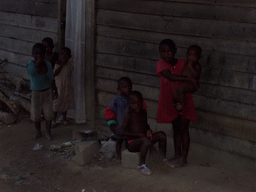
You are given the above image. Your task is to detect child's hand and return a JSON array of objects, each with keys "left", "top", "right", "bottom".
[
  {"left": 188, "top": 76, "right": 197, "bottom": 85},
  {"left": 147, "top": 130, "right": 153, "bottom": 140},
  {"left": 110, "top": 124, "right": 116, "bottom": 133},
  {"left": 52, "top": 89, "right": 58, "bottom": 100},
  {"left": 35, "top": 58, "right": 43, "bottom": 68},
  {"left": 188, "top": 61, "right": 194, "bottom": 69}
]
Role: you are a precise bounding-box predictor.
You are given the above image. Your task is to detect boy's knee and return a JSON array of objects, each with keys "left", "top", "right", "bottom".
[
  {"left": 142, "top": 137, "right": 152, "bottom": 147},
  {"left": 158, "top": 131, "right": 166, "bottom": 140}
]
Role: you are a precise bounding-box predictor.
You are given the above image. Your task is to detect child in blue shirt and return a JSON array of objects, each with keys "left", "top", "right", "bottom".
[
  {"left": 104, "top": 77, "right": 132, "bottom": 162},
  {"left": 27, "top": 43, "right": 58, "bottom": 141}
]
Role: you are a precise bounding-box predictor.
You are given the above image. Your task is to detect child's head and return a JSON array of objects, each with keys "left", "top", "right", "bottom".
[
  {"left": 32, "top": 43, "right": 46, "bottom": 61},
  {"left": 42, "top": 37, "right": 54, "bottom": 55},
  {"left": 117, "top": 77, "right": 132, "bottom": 97},
  {"left": 59, "top": 47, "right": 72, "bottom": 62},
  {"left": 187, "top": 45, "right": 202, "bottom": 64},
  {"left": 159, "top": 39, "right": 177, "bottom": 64},
  {"left": 127, "top": 91, "right": 143, "bottom": 113}
]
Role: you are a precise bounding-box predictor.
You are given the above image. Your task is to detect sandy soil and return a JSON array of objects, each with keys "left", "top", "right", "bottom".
[{"left": 0, "top": 118, "right": 255, "bottom": 192}]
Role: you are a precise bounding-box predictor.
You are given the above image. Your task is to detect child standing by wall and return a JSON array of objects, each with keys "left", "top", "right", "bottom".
[
  {"left": 156, "top": 39, "right": 197, "bottom": 168},
  {"left": 104, "top": 77, "right": 133, "bottom": 163},
  {"left": 42, "top": 37, "right": 59, "bottom": 69},
  {"left": 120, "top": 91, "right": 166, "bottom": 175},
  {"left": 52, "top": 47, "right": 75, "bottom": 126},
  {"left": 27, "top": 43, "right": 58, "bottom": 141}
]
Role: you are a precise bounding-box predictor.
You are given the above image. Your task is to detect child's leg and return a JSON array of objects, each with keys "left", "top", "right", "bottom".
[
  {"left": 116, "top": 139, "right": 123, "bottom": 163},
  {"left": 42, "top": 89, "right": 54, "bottom": 140},
  {"left": 128, "top": 137, "right": 152, "bottom": 165},
  {"left": 177, "top": 82, "right": 197, "bottom": 110},
  {"left": 45, "top": 120, "right": 53, "bottom": 140},
  {"left": 33, "top": 122, "right": 42, "bottom": 140},
  {"left": 180, "top": 117, "right": 190, "bottom": 164},
  {"left": 151, "top": 131, "right": 167, "bottom": 158},
  {"left": 172, "top": 116, "right": 182, "bottom": 159},
  {"left": 62, "top": 111, "right": 67, "bottom": 121}
]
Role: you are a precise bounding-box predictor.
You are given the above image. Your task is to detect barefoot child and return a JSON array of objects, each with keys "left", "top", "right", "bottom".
[
  {"left": 120, "top": 91, "right": 166, "bottom": 175},
  {"left": 157, "top": 39, "right": 197, "bottom": 167},
  {"left": 52, "top": 47, "right": 75, "bottom": 126},
  {"left": 27, "top": 43, "right": 58, "bottom": 141},
  {"left": 174, "top": 45, "right": 202, "bottom": 111},
  {"left": 42, "top": 37, "right": 59, "bottom": 69}
]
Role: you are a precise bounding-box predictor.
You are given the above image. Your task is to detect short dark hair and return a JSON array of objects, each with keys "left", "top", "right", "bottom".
[
  {"left": 159, "top": 39, "right": 176, "bottom": 51},
  {"left": 188, "top": 45, "right": 202, "bottom": 56},
  {"left": 118, "top": 77, "right": 132, "bottom": 86},
  {"left": 42, "top": 37, "right": 54, "bottom": 46},
  {"left": 32, "top": 43, "right": 46, "bottom": 54},
  {"left": 128, "top": 91, "right": 143, "bottom": 102},
  {"left": 61, "top": 47, "right": 72, "bottom": 56}
]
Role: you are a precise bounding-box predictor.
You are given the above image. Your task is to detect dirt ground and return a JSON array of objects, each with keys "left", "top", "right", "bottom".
[{"left": 0, "top": 118, "right": 256, "bottom": 192}]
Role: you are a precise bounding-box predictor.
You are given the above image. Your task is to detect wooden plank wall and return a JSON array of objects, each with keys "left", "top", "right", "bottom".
[
  {"left": 0, "top": 0, "right": 58, "bottom": 80},
  {"left": 95, "top": 0, "right": 256, "bottom": 159}
]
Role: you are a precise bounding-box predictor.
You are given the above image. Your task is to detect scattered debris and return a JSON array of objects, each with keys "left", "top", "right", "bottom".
[
  {"left": 98, "top": 139, "right": 116, "bottom": 160},
  {"left": 0, "top": 173, "right": 9, "bottom": 180},
  {"left": 32, "top": 143, "right": 43, "bottom": 150},
  {"left": 72, "top": 130, "right": 98, "bottom": 141}
]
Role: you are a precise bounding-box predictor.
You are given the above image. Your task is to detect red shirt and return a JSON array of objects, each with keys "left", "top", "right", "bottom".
[{"left": 156, "top": 59, "right": 196, "bottom": 123}]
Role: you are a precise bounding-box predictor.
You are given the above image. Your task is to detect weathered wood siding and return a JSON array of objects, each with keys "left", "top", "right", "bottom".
[
  {"left": 0, "top": 0, "right": 59, "bottom": 80},
  {"left": 95, "top": 0, "right": 256, "bottom": 159}
]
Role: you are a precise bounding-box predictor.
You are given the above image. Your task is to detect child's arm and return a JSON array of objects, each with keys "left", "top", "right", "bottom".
[
  {"left": 188, "top": 62, "right": 201, "bottom": 79},
  {"left": 144, "top": 110, "right": 152, "bottom": 140},
  {"left": 54, "top": 64, "right": 64, "bottom": 76},
  {"left": 104, "top": 106, "right": 117, "bottom": 132},
  {"left": 160, "top": 69, "right": 190, "bottom": 82},
  {"left": 52, "top": 80, "right": 58, "bottom": 99}
]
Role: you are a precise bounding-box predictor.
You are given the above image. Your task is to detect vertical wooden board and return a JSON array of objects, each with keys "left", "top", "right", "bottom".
[{"left": 0, "top": 11, "right": 58, "bottom": 32}]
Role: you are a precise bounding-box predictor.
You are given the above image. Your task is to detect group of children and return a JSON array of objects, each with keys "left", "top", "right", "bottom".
[
  {"left": 105, "top": 39, "right": 201, "bottom": 175},
  {"left": 27, "top": 38, "right": 74, "bottom": 141},
  {"left": 27, "top": 37, "right": 201, "bottom": 175}
]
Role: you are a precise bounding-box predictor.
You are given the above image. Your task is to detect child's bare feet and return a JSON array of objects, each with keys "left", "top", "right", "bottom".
[
  {"left": 32, "top": 132, "right": 42, "bottom": 140},
  {"left": 167, "top": 157, "right": 184, "bottom": 168},
  {"left": 46, "top": 133, "right": 53, "bottom": 141}
]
